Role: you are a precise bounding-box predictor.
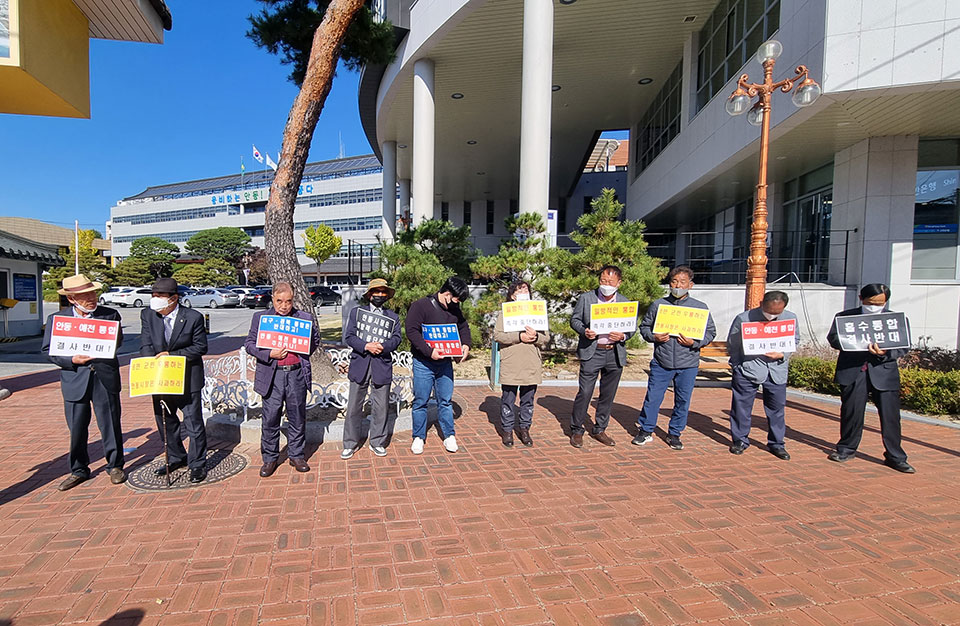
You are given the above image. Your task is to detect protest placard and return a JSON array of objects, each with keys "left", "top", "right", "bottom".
[
  {"left": 47, "top": 315, "right": 120, "bottom": 359},
  {"left": 501, "top": 300, "right": 549, "bottom": 332},
  {"left": 255, "top": 315, "right": 313, "bottom": 354},
  {"left": 835, "top": 312, "right": 910, "bottom": 351},
  {"left": 652, "top": 304, "right": 710, "bottom": 340},
  {"left": 423, "top": 323, "right": 463, "bottom": 357},
  {"left": 356, "top": 308, "right": 396, "bottom": 344},
  {"left": 129, "top": 356, "right": 187, "bottom": 397},
  {"left": 589, "top": 301, "right": 639, "bottom": 334},
  {"left": 742, "top": 319, "right": 797, "bottom": 355}
]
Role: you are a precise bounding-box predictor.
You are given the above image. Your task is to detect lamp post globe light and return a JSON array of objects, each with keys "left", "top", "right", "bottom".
[{"left": 725, "top": 40, "right": 821, "bottom": 310}]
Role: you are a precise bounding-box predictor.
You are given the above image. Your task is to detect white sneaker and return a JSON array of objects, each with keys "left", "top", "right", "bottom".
[
  {"left": 443, "top": 435, "right": 458, "bottom": 453},
  {"left": 411, "top": 438, "right": 424, "bottom": 455},
  {"left": 341, "top": 447, "right": 357, "bottom": 460},
  {"left": 369, "top": 444, "right": 387, "bottom": 457}
]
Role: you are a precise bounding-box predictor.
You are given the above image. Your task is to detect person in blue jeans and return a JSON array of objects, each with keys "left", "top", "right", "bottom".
[
  {"left": 633, "top": 266, "right": 716, "bottom": 450},
  {"left": 404, "top": 277, "right": 472, "bottom": 454}
]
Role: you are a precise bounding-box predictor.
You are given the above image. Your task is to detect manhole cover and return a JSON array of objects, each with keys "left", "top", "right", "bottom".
[{"left": 125, "top": 449, "right": 248, "bottom": 492}]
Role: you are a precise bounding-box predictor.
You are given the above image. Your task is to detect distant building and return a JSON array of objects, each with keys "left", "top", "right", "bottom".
[
  {"left": 0, "top": 229, "right": 64, "bottom": 337},
  {"left": 0, "top": 217, "right": 111, "bottom": 265}
]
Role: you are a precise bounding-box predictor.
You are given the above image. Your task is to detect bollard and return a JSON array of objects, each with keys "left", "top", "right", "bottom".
[{"left": 204, "top": 313, "right": 211, "bottom": 333}]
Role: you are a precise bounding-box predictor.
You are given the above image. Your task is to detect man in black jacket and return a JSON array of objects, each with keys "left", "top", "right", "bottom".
[
  {"left": 140, "top": 278, "right": 210, "bottom": 482},
  {"left": 404, "top": 277, "right": 471, "bottom": 455},
  {"left": 826, "top": 283, "right": 914, "bottom": 473},
  {"left": 42, "top": 274, "right": 126, "bottom": 491}
]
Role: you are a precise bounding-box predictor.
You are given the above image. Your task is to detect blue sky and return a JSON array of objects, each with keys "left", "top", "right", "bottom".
[{"left": 0, "top": 0, "right": 369, "bottom": 231}]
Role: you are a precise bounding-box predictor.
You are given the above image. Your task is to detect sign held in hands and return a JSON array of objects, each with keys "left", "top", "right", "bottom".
[
  {"left": 47, "top": 315, "right": 120, "bottom": 359},
  {"left": 423, "top": 323, "right": 463, "bottom": 357},
  {"left": 129, "top": 356, "right": 186, "bottom": 397},
  {"left": 501, "top": 300, "right": 549, "bottom": 332},
  {"left": 741, "top": 320, "right": 797, "bottom": 355},
  {"left": 835, "top": 312, "right": 910, "bottom": 351},
  {"left": 589, "top": 301, "right": 639, "bottom": 334},
  {"left": 256, "top": 315, "right": 313, "bottom": 355},
  {"left": 356, "top": 309, "right": 396, "bottom": 344},
  {"left": 652, "top": 304, "right": 710, "bottom": 340}
]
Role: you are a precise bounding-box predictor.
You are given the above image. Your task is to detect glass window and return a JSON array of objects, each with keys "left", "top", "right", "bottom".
[
  {"left": 912, "top": 170, "right": 959, "bottom": 280},
  {"left": 635, "top": 62, "right": 683, "bottom": 174},
  {"left": 486, "top": 201, "right": 495, "bottom": 235},
  {"left": 463, "top": 201, "right": 472, "bottom": 227},
  {"left": 441, "top": 201, "right": 449, "bottom": 222}
]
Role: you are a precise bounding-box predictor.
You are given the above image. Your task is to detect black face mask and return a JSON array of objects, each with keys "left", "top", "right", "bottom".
[{"left": 370, "top": 295, "right": 389, "bottom": 308}]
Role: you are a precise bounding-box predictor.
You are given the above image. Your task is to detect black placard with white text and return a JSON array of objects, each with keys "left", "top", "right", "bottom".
[{"left": 835, "top": 312, "right": 910, "bottom": 351}]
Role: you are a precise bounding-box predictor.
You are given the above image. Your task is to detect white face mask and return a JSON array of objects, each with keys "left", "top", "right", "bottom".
[
  {"left": 670, "top": 287, "right": 689, "bottom": 298},
  {"left": 72, "top": 302, "right": 96, "bottom": 314},
  {"left": 862, "top": 303, "right": 885, "bottom": 314},
  {"left": 514, "top": 292, "right": 530, "bottom": 301},
  {"left": 150, "top": 296, "right": 172, "bottom": 312},
  {"left": 598, "top": 284, "right": 618, "bottom": 297},
  {"left": 762, "top": 310, "right": 779, "bottom": 321}
]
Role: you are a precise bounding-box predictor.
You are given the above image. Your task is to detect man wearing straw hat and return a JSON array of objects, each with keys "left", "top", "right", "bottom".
[
  {"left": 41, "top": 274, "right": 126, "bottom": 491},
  {"left": 341, "top": 278, "right": 402, "bottom": 459}
]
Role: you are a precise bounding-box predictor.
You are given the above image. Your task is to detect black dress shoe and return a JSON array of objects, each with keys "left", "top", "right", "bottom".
[
  {"left": 768, "top": 446, "right": 791, "bottom": 461},
  {"left": 189, "top": 467, "right": 207, "bottom": 483},
  {"left": 259, "top": 461, "right": 279, "bottom": 477},
  {"left": 729, "top": 441, "right": 749, "bottom": 455},
  {"left": 501, "top": 432, "right": 514, "bottom": 447},
  {"left": 517, "top": 428, "right": 533, "bottom": 447},
  {"left": 289, "top": 457, "right": 310, "bottom": 473},
  {"left": 58, "top": 473, "right": 88, "bottom": 491},
  {"left": 884, "top": 459, "right": 916, "bottom": 474},
  {"left": 827, "top": 451, "right": 854, "bottom": 463},
  {"left": 155, "top": 461, "right": 186, "bottom": 476}
]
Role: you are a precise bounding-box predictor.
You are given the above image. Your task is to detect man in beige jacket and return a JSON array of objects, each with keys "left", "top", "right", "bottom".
[{"left": 493, "top": 280, "right": 550, "bottom": 447}]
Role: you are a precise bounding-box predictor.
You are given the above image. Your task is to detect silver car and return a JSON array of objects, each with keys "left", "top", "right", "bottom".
[{"left": 182, "top": 288, "right": 240, "bottom": 309}]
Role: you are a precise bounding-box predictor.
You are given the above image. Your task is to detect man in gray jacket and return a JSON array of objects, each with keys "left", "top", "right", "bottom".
[
  {"left": 726, "top": 291, "right": 799, "bottom": 459},
  {"left": 634, "top": 266, "right": 715, "bottom": 450},
  {"left": 569, "top": 265, "right": 635, "bottom": 448}
]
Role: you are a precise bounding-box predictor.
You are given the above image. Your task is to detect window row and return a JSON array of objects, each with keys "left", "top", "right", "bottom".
[
  {"left": 635, "top": 62, "right": 683, "bottom": 174},
  {"left": 307, "top": 188, "right": 383, "bottom": 208}
]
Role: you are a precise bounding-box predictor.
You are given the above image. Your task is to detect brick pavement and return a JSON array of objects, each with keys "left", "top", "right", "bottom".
[{"left": 0, "top": 376, "right": 958, "bottom": 626}]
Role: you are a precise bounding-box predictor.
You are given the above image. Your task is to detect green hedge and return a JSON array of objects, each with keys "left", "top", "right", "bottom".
[{"left": 787, "top": 356, "right": 960, "bottom": 415}]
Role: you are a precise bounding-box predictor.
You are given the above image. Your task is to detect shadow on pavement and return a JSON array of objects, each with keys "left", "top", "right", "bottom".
[{"left": 99, "top": 608, "right": 145, "bottom": 625}]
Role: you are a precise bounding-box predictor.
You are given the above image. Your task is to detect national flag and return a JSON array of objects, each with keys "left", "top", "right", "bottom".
[
  {"left": 265, "top": 153, "right": 278, "bottom": 171},
  {"left": 240, "top": 156, "right": 245, "bottom": 173},
  {"left": 252, "top": 144, "right": 264, "bottom": 164}
]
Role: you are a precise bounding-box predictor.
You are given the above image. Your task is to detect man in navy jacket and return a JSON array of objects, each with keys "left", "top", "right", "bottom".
[
  {"left": 341, "top": 279, "right": 402, "bottom": 459},
  {"left": 244, "top": 282, "right": 320, "bottom": 477}
]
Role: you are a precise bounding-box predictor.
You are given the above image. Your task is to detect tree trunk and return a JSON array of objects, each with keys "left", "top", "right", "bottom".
[{"left": 264, "top": 0, "right": 366, "bottom": 384}]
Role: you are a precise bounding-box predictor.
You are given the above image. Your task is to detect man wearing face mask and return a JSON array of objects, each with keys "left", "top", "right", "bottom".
[
  {"left": 405, "top": 276, "right": 472, "bottom": 454},
  {"left": 635, "top": 266, "right": 716, "bottom": 450},
  {"left": 42, "top": 274, "right": 126, "bottom": 491},
  {"left": 569, "top": 265, "right": 635, "bottom": 448},
  {"left": 140, "top": 278, "right": 210, "bottom": 483},
  {"left": 826, "top": 283, "right": 914, "bottom": 473},
  {"left": 340, "top": 279, "right": 402, "bottom": 459},
  {"left": 726, "top": 291, "right": 799, "bottom": 459}
]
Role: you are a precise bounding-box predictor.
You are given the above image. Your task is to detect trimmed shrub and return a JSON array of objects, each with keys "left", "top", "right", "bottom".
[
  {"left": 787, "top": 357, "right": 841, "bottom": 395},
  {"left": 900, "top": 368, "right": 960, "bottom": 415}
]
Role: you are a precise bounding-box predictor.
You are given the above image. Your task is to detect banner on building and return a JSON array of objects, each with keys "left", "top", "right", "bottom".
[
  {"left": 834, "top": 312, "right": 910, "bottom": 351},
  {"left": 129, "top": 356, "right": 187, "bottom": 397},
  {"left": 501, "top": 300, "right": 549, "bottom": 332},
  {"left": 256, "top": 315, "right": 313, "bottom": 354},
  {"left": 356, "top": 309, "right": 396, "bottom": 344},
  {"left": 590, "top": 301, "right": 639, "bottom": 334},
  {"left": 47, "top": 315, "right": 120, "bottom": 359},
  {"left": 742, "top": 320, "right": 797, "bottom": 355},
  {"left": 423, "top": 323, "right": 463, "bottom": 357},
  {"left": 652, "top": 304, "right": 710, "bottom": 340}
]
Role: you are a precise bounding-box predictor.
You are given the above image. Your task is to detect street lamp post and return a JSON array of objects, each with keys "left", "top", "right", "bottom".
[{"left": 725, "top": 40, "right": 822, "bottom": 310}]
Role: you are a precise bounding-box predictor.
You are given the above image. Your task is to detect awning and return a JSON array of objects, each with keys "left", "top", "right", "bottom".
[{"left": 0, "top": 230, "right": 66, "bottom": 267}]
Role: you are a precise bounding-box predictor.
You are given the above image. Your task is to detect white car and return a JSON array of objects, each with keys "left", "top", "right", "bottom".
[
  {"left": 99, "top": 286, "right": 136, "bottom": 305},
  {"left": 112, "top": 287, "right": 154, "bottom": 307},
  {"left": 231, "top": 287, "right": 258, "bottom": 305}
]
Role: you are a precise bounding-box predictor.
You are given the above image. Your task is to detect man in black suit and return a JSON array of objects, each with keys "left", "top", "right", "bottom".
[
  {"left": 826, "top": 283, "right": 914, "bottom": 473},
  {"left": 41, "top": 274, "right": 126, "bottom": 491},
  {"left": 140, "top": 278, "right": 210, "bottom": 483}
]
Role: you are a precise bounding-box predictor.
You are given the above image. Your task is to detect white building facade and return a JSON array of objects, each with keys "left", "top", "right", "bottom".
[
  {"left": 110, "top": 156, "right": 388, "bottom": 278},
  {"left": 362, "top": 0, "right": 960, "bottom": 348}
]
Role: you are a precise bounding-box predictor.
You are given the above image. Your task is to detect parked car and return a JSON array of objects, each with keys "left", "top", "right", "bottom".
[
  {"left": 231, "top": 287, "right": 258, "bottom": 305},
  {"left": 309, "top": 285, "right": 342, "bottom": 306},
  {"left": 182, "top": 288, "right": 240, "bottom": 309},
  {"left": 244, "top": 288, "right": 273, "bottom": 308},
  {"left": 99, "top": 286, "right": 136, "bottom": 305},
  {"left": 113, "top": 287, "right": 154, "bottom": 308}
]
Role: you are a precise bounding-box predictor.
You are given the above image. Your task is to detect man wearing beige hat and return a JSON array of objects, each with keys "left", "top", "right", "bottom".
[
  {"left": 341, "top": 278, "right": 402, "bottom": 459},
  {"left": 41, "top": 274, "right": 126, "bottom": 490}
]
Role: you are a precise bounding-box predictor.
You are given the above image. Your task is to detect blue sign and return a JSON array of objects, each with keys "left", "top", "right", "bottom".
[
  {"left": 914, "top": 223, "right": 958, "bottom": 234},
  {"left": 422, "top": 323, "right": 463, "bottom": 357},
  {"left": 13, "top": 274, "right": 37, "bottom": 301},
  {"left": 256, "top": 315, "right": 313, "bottom": 354}
]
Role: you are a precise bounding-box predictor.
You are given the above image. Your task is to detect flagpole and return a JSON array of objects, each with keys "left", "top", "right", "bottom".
[{"left": 74, "top": 220, "right": 79, "bottom": 275}]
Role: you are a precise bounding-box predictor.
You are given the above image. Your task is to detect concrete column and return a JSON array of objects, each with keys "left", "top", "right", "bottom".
[
  {"left": 398, "top": 178, "right": 411, "bottom": 229},
  {"left": 412, "top": 58, "right": 435, "bottom": 226},
  {"left": 381, "top": 140, "right": 397, "bottom": 238},
  {"left": 518, "top": 0, "right": 553, "bottom": 223}
]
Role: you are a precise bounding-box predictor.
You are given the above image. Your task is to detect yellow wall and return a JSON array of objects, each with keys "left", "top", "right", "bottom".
[{"left": 0, "top": 0, "right": 90, "bottom": 118}]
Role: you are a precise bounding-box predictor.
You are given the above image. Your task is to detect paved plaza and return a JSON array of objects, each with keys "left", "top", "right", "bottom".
[{"left": 0, "top": 371, "right": 958, "bottom": 625}]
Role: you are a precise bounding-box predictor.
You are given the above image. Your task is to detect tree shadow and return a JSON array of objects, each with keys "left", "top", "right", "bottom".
[{"left": 99, "top": 608, "right": 144, "bottom": 625}]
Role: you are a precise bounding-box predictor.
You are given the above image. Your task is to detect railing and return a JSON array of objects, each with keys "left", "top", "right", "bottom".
[{"left": 202, "top": 348, "right": 413, "bottom": 418}]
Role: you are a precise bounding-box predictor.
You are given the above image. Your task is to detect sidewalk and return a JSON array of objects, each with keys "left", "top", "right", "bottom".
[{"left": 0, "top": 377, "right": 958, "bottom": 625}]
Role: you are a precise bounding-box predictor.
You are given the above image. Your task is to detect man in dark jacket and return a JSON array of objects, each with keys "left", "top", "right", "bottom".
[
  {"left": 42, "top": 274, "right": 126, "bottom": 491},
  {"left": 634, "top": 266, "right": 716, "bottom": 450},
  {"left": 244, "top": 282, "right": 321, "bottom": 477},
  {"left": 405, "top": 276, "right": 471, "bottom": 454},
  {"left": 569, "top": 265, "right": 635, "bottom": 448},
  {"left": 140, "top": 278, "right": 209, "bottom": 483},
  {"left": 826, "top": 283, "right": 914, "bottom": 473},
  {"left": 341, "top": 279, "right": 402, "bottom": 459}
]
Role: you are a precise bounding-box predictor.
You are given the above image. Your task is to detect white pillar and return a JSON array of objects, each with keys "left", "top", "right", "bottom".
[
  {"left": 412, "top": 58, "right": 436, "bottom": 226},
  {"left": 518, "top": 0, "right": 553, "bottom": 223},
  {"left": 398, "top": 178, "right": 411, "bottom": 229},
  {"left": 381, "top": 140, "right": 397, "bottom": 238}
]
